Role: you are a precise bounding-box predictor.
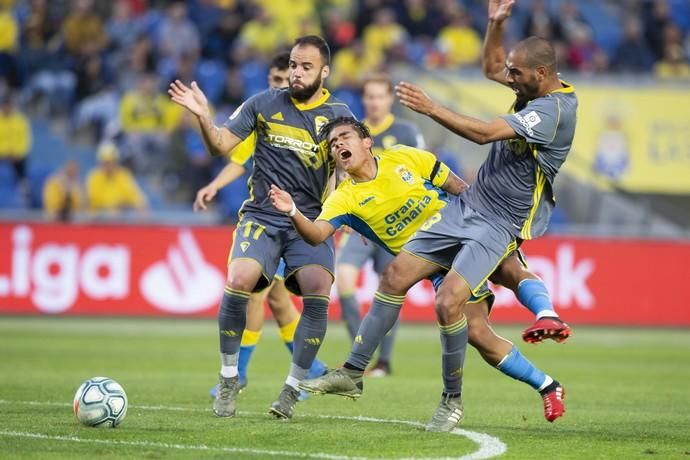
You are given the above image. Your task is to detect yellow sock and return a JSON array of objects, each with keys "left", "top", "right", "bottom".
[
  {"left": 240, "top": 329, "right": 262, "bottom": 347},
  {"left": 279, "top": 315, "right": 300, "bottom": 344}
]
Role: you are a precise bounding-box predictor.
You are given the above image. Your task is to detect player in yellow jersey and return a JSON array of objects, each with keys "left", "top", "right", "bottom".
[
  {"left": 193, "top": 53, "right": 327, "bottom": 397},
  {"left": 335, "top": 73, "right": 426, "bottom": 378},
  {"left": 269, "top": 117, "right": 566, "bottom": 428}
]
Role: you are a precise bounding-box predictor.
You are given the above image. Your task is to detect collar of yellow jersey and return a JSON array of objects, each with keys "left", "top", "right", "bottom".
[
  {"left": 550, "top": 80, "right": 574, "bottom": 94},
  {"left": 364, "top": 113, "right": 395, "bottom": 137},
  {"left": 291, "top": 88, "right": 331, "bottom": 111}
]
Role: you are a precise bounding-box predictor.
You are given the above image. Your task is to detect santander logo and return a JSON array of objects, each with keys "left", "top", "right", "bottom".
[{"left": 139, "top": 230, "right": 224, "bottom": 313}]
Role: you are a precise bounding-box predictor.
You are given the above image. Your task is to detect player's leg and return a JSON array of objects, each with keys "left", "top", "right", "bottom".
[
  {"left": 367, "top": 246, "right": 398, "bottom": 377},
  {"left": 424, "top": 269, "right": 472, "bottom": 432},
  {"left": 237, "top": 290, "right": 268, "bottom": 389},
  {"left": 465, "top": 297, "right": 565, "bottom": 422},
  {"left": 267, "top": 274, "right": 328, "bottom": 385},
  {"left": 269, "top": 236, "right": 335, "bottom": 419},
  {"left": 426, "top": 202, "right": 518, "bottom": 432},
  {"left": 335, "top": 233, "right": 373, "bottom": 341},
  {"left": 490, "top": 251, "right": 571, "bottom": 343},
  {"left": 299, "top": 250, "right": 439, "bottom": 398},
  {"left": 214, "top": 217, "right": 281, "bottom": 417}
]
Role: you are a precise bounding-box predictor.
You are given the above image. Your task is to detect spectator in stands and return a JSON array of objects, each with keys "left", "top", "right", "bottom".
[
  {"left": 611, "top": 18, "right": 655, "bottom": 73},
  {"left": 119, "top": 34, "right": 157, "bottom": 92},
  {"left": 118, "top": 72, "right": 182, "bottom": 173},
  {"left": 61, "top": 0, "right": 107, "bottom": 59},
  {"left": 73, "top": 52, "right": 118, "bottom": 141},
  {"left": 157, "top": 2, "right": 201, "bottom": 62},
  {"left": 86, "top": 142, "right": 147, "bottom": 214},
  {"left": 644, "top": 0, "right": 673, "bottom": 60},
  {"left": 361, "top": 7, "right": 407, "bottom": 64},
  {"left": 435, "top": 7, "right": 482, "bottom": 68},
  {"left": 237, "top": 6, "right": 286, "bottom": 59},
  {"left": 398, "top": 0, "right": 444, "bottom": 40},
  {"left": 557, "top": 1, "right": 588, "bottom": 43},
  {"left": 565, "top": 24, "right": 608, "bottom": 73},
  {"left": 523, "top": 0, "right": 561, "bottom": 42},
  {"left": 42, "top": 159, "right": 83, "bottom": 221},
  {"left": 0, "top": 4, "right": 20, "bottom": 87},
  {"left": 654, "top": 44, "right": 690, "bottom": 81},
  {"left": 330, "top": 39, "right": 382, "bottom": 89},
  {"left": 0, "top": 92, "right": 31, "bottom": 182}
]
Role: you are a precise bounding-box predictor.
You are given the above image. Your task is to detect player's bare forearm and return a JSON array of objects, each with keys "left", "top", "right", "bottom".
[
  {"left": 210, "top": 162, "right": 247, "bottom": 190},
  {"left": 482, "top": 19, "right": 509, "bottom": 85},
  {"left": 197, "top": 114, "right": 238, "bottom": 156},
  {"left": 428, "top": 105, "right": 516, "bottom": 144},
  {"left": 291, "top": 214, "right": 335, "bottom": 246},
  {"left": 441, "top": 172, "right": 469, "bottom": 195}
]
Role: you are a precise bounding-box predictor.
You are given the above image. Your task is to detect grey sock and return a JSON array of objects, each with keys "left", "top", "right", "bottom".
[
  {"left": 347, "top": 292, "right": 404, "bottom": 370},
  {"left": 218, "top": 289, "right": 249, "bottom": 354},
  {"left": 339, "top": 294, "right": 361, "bottom": 341},
  {"left": 377, "top": 318, "right": 399, "bottom": 364},
  {"left": 439, "top": 317, "right": 469, "bottom": 395},
  {"left": 292, "top": 295, "right": 329, "bottom": 369}
]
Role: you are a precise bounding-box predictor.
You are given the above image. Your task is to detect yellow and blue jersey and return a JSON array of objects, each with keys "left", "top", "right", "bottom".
[{"left": 317, "top": 145, "right": 450, "bottom": 254}]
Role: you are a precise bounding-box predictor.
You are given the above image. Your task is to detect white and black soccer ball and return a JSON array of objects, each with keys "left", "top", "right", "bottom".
[{"left": 73, "top": 377, "right": 128, "bottom": 427}]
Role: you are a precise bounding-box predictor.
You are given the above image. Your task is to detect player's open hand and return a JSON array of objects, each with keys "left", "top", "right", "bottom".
[
  {"left": 168, "top": 80, "right": 210, "bottom": 118},
  {"left": 193, "top": 184, "right": 218, "bottom": 212},
  {"left": 269, "top": 184, "right": 294, "bottom": 214},
  {"left": 396, "top": 82, "right": 436, "bottom": 116},
  {"left": 488, "top": 0, "right": 515, "bottom": 22}
]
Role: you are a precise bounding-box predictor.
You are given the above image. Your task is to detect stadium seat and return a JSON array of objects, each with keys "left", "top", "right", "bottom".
[{"left": 0, "top": 161, "right": 17, "bottom": 187}]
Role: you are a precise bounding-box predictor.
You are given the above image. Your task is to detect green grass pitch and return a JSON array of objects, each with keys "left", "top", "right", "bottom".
[{"left": 1, "top": 317, "right": 689, "bottom": 459}]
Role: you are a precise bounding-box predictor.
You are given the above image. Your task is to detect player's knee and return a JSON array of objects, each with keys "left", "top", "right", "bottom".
[
  {"left": 434, "top": 294, "right": 461, "bottom": 324},
  {"left": 225, "top": 272, "right": 257, "bottom": 293}
]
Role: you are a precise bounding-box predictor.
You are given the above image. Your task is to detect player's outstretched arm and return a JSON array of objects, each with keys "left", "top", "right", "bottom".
[
  {"left": 396, "top": 82, "right": 517, "bottom": 144},
  {"left": 482, "top": 0, "right": 515, "bottom": 86},
  {"left": 193, "top": 162, "right": 247, "bottom": 211},
  {"left": 168, "top": 80, "right": 241, "bottom": 156},
  {"left": 269, "top": 184, "right": 335, "bottom": 246}
]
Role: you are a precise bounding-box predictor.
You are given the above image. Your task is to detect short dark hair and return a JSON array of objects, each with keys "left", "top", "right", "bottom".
[
  {"left": 516, "top": 36, "right": 557, "bottom": 73},
  {"left": 293, "top": 35, "right": 331, "bottom": 66},
  {"left": 319, "top": 116, "right": 370, "bottom": 143},
  {"left": 270, "top": 52, "right": 290, "bottom": 71}
]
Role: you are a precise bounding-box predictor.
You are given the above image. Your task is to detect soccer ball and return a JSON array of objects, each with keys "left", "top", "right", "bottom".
[{"left": 73, "top": 377, "right": 128, "bottom": 427}]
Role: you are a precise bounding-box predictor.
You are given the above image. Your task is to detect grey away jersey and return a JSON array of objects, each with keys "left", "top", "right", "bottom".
[
  {"left": 462, "top": 83, "right": 577, "bottom": 240},
  {"left": 366, "top": 114, "right": 425, "bottom": 154},
  {"left": 224, "top": 88, "right": 353, "bottom": 223}
]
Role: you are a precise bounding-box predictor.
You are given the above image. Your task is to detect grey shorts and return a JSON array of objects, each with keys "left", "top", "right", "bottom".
[
  {"left": 336, "top": 232, "right": 395, "bottom": 274},
  {"left": 229, "top": 213, "right": 335, "bottom": 295},
  {"left": 402, "top": 196, "right": 517, "bottom": 296}
]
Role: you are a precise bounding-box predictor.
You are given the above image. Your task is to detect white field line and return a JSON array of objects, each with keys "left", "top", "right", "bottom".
[{"left": 0, "top": 400, "right": 507, "bottom": 460}]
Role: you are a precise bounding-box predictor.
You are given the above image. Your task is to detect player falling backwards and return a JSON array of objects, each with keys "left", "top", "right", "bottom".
[
  {"left": 169, "top": 35, "right": 353, "bottom": 419},
  {"left": 192, "top": 52, "right": 327, "bottom": 398},
  {"left": 271, "top": 117, "right": 567, "bottom": 429},
  {"left": 294, "top": 0, "right": 577, "bottom": 431},
  {"left": 336, "top": 73, "right": 427, "bottom": 378}
]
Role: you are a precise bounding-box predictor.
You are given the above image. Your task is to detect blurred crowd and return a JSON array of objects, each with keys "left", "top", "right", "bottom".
[{"left": 0, "top": 0, "right": 689, "bottom": 220}]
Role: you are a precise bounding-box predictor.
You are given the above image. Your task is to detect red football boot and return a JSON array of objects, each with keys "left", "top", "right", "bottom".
[
  {"left": 523, "top": 317, "right": 572, "bottom": 343},
  {"left": 540, "top": 381, "right": 566, "bottom": 422}
]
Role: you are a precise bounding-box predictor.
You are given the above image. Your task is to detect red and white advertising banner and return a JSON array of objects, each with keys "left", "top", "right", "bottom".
[{"left": 1, "top": 222, "right": 688, "bottom": 326}]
